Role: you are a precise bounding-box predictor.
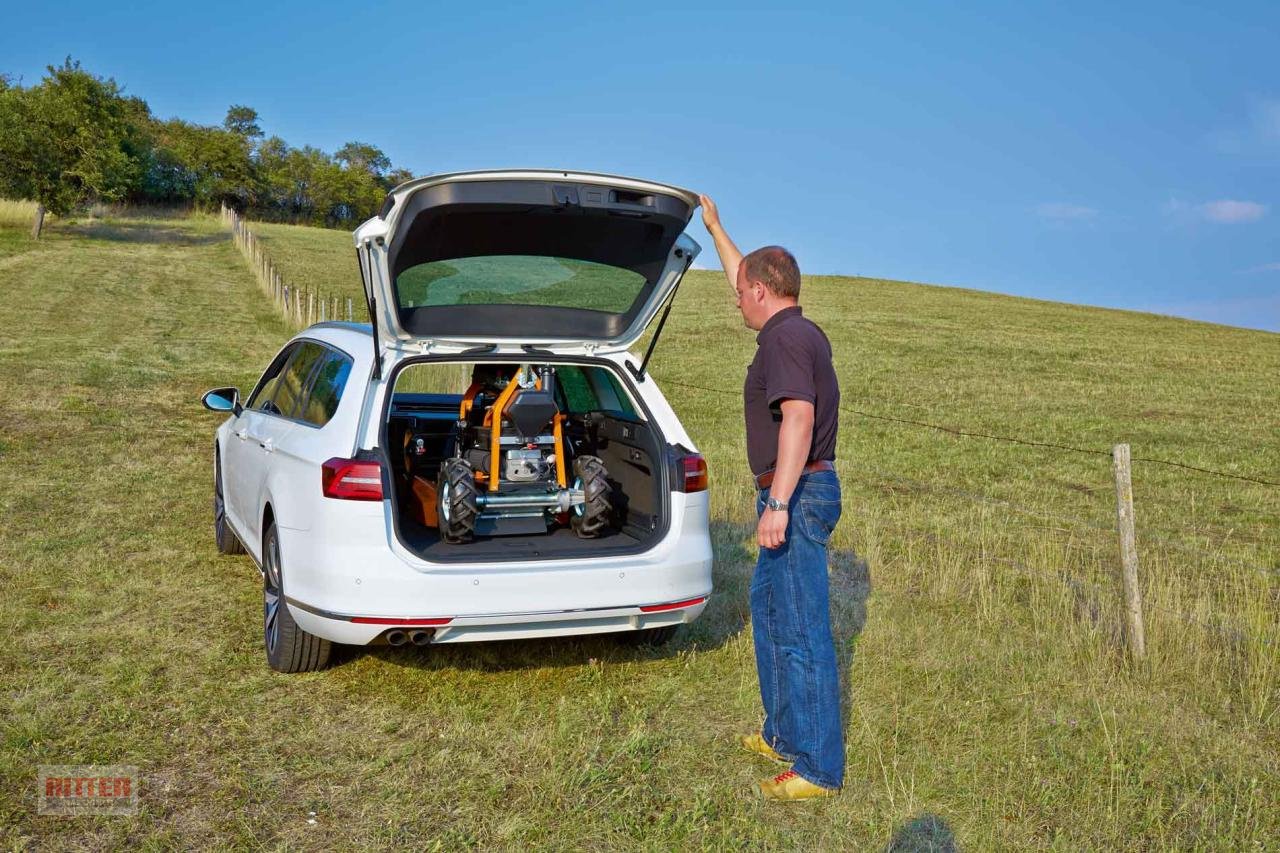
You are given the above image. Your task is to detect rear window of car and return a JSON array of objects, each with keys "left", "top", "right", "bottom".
[
  {"left": 396, "top": 256, "right": 647, "bottom": 314},
  {"left": 299, "top": 350, "right": 353, "bottom": 427}
]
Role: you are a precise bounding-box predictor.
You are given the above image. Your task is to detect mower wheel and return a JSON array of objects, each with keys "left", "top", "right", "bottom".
[
  {"left": 438, "top": 458, "right": 479, "bottom": 543},
  {"left": 571, "top": 455, "right": 613, "bottom": 539}
]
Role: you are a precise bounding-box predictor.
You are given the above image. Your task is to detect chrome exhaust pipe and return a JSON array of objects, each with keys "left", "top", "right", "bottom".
[
  {"left": 409, "top": 629, "right": 434, "bottom": 646},
  {"left": 385, "top": 629, "right": 408, "bottom": 646}
]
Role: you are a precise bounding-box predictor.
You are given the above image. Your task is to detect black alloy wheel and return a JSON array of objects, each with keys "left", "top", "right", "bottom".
[
  {"left": 213, "top": 450, "right": 244, "bottom": 555},
  {"left": 262, "top": 523, "right": 331, "bottom": 673}
]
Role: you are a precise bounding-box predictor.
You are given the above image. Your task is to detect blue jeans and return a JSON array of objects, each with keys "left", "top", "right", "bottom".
[{"left": 751, "top": 469, "right": 844, "bottom": 789}]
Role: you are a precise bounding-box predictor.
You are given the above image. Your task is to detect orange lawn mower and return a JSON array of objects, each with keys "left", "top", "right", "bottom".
[{"left": 408, "top": 364, "right": 613, "bottom": 543}]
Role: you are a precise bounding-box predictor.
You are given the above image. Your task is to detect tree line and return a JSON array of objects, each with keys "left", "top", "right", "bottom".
[{"left": 0, "top": 59, "right": 413, "bottom": 237}]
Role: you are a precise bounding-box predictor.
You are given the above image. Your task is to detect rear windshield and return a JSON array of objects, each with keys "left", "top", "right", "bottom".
[{"left": 396, "top": 256, "right": 646, "bottom": 314}]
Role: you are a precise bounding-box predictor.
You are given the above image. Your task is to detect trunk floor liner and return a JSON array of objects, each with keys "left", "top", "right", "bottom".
[{"left": 401, "top": 522, "right": 646, "bottom": 562}]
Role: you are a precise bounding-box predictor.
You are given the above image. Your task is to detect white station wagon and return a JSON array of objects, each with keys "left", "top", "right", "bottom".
[{"left": 203, "top": 170, "right": 713, "bottom": 672}]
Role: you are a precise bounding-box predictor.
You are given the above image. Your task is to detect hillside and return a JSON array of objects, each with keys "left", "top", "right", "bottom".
[
  {"left": 249, "top": 219, "right": 1279, "bottom": 559},
  {"left": 1, "top": 210, "right": 1276, "bottom": 848}
]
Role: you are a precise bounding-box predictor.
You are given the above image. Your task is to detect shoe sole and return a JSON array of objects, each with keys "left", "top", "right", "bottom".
[{"left": 758, "top": 785, "right": 840, "bottom": 802}]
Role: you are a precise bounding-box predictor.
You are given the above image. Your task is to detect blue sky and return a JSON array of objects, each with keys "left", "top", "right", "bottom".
[{"left": 4, "top": 1, "right": 1278, "bottom": 331}]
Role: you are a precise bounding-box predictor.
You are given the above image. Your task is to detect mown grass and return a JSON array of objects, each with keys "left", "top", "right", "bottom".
[{"left": 1, "top": 212, "right": 1277, "bottom": 849}]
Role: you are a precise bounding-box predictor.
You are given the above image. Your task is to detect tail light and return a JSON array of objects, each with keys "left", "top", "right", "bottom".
[
  {"left": 322, "top": 457, "right": 384, "bottom": 501},
  {"left": 676, "top": 453, "right": 708, "bottom": 493}
]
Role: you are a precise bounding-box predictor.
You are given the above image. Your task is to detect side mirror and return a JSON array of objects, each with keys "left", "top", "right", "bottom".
[{"left": 201, "top": 387, "right": 241, "bottom": 415}]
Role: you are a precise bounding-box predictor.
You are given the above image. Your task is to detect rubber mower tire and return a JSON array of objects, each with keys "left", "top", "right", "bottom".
[
  {"left": 571, "top": 454, "right": 613, "bottom": 539},
  {"left": 438, "top": 458, "right": 480, "bottom": 543}
]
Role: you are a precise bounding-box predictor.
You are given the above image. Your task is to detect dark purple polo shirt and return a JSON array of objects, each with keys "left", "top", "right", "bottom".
[{"left": 743, "top": 306, "right": 840, "bottom": 477}]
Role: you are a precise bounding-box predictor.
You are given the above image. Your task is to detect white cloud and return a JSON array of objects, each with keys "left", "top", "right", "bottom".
[
  {"left": 1201, "top": 199, "right": 1268, "bottom": 223},
  {"left": 1035, "top": 202, "right": 1098, "bottom": 221},
  {"left": 1163, "top": 197, "right": 1268, "bottom": 224},
  {"left": 1244, "top": 262, "right": 1280, "bottom": 273}
]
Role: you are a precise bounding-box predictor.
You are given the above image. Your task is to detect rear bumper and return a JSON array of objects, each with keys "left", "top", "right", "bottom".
[
  {"left": 287, "top": 595, "right": 709, "bottom": 645},
  {"left": 276, "top": 491, "right": 713, "bottom": 645}
]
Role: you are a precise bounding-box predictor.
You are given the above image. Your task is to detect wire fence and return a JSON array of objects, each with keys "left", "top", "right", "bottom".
[
  {"left": 221, "top": 205, "right": 358, "bottom": 331},
  {"left": 657, "top": 377, "right": 1279, "bottom": 662},
  {"left": 662, "top": 379, "right": 1280, "bottom": 488}
]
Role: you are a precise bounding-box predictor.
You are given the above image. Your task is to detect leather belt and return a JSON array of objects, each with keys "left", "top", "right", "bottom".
[{"left": 755, "top": 460, "right": 835, "bottom": 490}]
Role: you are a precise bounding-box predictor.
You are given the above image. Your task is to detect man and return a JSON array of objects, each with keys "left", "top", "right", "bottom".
[{"left": 700, "top": 194, "right": 844, "bottom": 802}]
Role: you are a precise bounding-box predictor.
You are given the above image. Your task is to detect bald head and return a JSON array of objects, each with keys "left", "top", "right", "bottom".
[{"left": 740, "top": 245, "right": 801, "bottom": 299}]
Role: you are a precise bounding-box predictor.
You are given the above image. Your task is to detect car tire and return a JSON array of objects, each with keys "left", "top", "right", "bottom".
[
  {"left": 615, "top": 625, "right": 679, "bottom": 647},
  {"left": 571, "top": 455, "right": 612, "bottom": 539},
  {"left": 263, "top": 522, "right": 331, "bottom": 673},
  {"left": 213, "top": 449, "right": 244, "bottom": 555},
  {"left": 438, "top": 458, "right": 479, "bottom": 543}
]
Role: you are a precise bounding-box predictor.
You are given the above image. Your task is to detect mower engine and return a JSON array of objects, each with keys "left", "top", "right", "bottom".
[{"left": 505, "top": 447, "right": 553, "bottom": 482}]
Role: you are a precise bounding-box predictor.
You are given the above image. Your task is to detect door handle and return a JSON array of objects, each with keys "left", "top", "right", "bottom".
[
  {"left": 259, "top": 437, "right": 274, "bottom": 453},
  {"left": 235, "top": 427, "right": 249, "bottom": 441}
]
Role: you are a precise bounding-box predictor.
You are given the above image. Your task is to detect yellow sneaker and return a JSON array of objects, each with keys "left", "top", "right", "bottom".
[
  {"left": 740, "top": 732, "right": 787, "bottom": 763},
  {"left": 758, "top": 769, "right": 839, "bottom": 801}
]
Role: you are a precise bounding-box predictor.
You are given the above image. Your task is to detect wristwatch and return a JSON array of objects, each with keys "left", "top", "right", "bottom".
[{"left": 765, "top": 495, "right": 788, "bottom": 512}]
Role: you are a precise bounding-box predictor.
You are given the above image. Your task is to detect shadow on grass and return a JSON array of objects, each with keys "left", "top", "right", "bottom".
[
  {"left": 348, "top": 519, "right": 759, "bottom": 673},
  {"left": 885, "top": 813, "right": 958, "bottom": 852},
  {"left": 60, "top": 220, "right": 225, "bottom": 246}
]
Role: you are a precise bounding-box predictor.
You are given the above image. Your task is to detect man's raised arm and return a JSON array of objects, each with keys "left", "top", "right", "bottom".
[{"left": 699, "top": 194, "right": 743, "bottom": 295}]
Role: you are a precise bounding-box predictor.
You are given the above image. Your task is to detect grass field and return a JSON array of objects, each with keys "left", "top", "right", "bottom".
[
  {"left": 2, "top": 212, "right": 1277, "bottom": 848},
  {"left": 0, "top": 199, "right": 41, "bottom": 232}
]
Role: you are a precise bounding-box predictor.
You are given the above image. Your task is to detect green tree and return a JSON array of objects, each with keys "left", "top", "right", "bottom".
[
  {"left": 334, "top": 141, "right": 390, "bottom": 178},
  {"left": 384, "top": 166, "right": 415, "bottom": 190},
  {"left": 223, "top": 105, "right": 262, "bottom": 139},
  {"left": 151, "top": 118, "right": 256, "bottom": 209},
  {"left": 0, "top": 59, "right": 142, "bottom": 237}
]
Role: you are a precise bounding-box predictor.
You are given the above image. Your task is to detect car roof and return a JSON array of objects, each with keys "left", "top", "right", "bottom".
[
  {"left": 307, "top": 321, "right": 373, "bottom": 339},
  {"left": 293, "top": 322, "right": 374, "bottom": 360}
]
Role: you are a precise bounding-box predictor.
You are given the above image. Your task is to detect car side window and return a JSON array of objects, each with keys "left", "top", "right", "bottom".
[
  {"left": 269, "top": 342, "right": 326, "bottom": 419},
  {"left": 247, "top": 344, "right": 298, "bottom": 412},
  {"left": 598, "top": 370, "right": 638, "bottom": 418},
  {"left": 555, "top": 366, "right": 639, "bottom": 419},
  {"left": 299, "top": 350, "right": 353, "bottom": 427}
]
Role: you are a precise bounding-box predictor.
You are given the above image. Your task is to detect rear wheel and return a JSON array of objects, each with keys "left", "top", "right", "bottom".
[
  {"left": 571, "top": 455, "right": 612, "bottom": 539},
  {"left": 213, "top": 450, "right": 244, "bottom": 555},
  {"left": 438, "top": 458, "right": 480, "bottom": 543},
  {"left": 263, "top": 523, "right": 331, "bottom": 672}
]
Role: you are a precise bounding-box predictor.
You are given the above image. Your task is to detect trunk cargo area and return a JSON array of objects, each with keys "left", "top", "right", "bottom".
[{"left": 384, "top": 360, "right": 669, "bottom": 563}]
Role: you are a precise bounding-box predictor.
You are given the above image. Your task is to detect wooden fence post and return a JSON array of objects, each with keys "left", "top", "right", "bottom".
[
  {"left": 1112, "top": 443, "right": 1147, "bottom": 660},
  {"left": 347, "top": 298, "right": 352, "bottom": 322}
]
